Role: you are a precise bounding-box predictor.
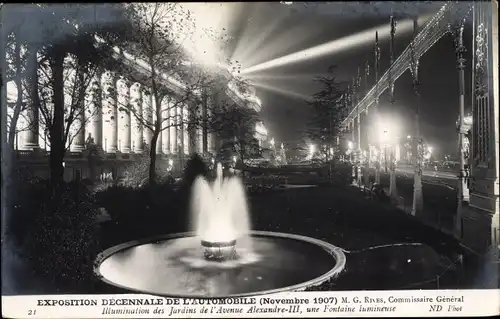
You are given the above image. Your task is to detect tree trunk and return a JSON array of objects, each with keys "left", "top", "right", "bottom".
[
  {"left": 148, "top": 128, "right": 159, "bottom": 186},
  {"left": 8, "top": 33, "right": 22, "bottom": 147},
  {"left": 148, "top": 65, "right": 160, "bottom": 186},
  {"left": 49, "top": 47, "right": 66, "bottom": 194},
  {"left": 29, "top": 47, "right": 41, "bottom": 138}
]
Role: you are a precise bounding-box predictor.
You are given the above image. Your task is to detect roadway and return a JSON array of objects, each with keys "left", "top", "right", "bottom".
[
  {"left": 378, "top": 168, "right": 458, "bottom": 235},
  {"left": 395, "top": 167, "right": 457, "bottom": 190}
]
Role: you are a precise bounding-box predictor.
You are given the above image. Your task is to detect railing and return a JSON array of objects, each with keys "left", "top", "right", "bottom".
[
  {"left": 398, "top": 253, "right": 464, "bottom": 289},
  {"left": 341, "top": 2, "right": 458, "bottom": 126}
]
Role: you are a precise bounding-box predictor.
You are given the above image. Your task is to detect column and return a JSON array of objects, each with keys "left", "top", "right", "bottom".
[
  {"left": 117, "top": 77, "right": 131, "bottom": 153},
  {"left": 71, "top": 67, "right": 86, "bottom": 152},
  {"left": 188, "top": 99, "right": 198, "bottom": 154},
  {"left": 177, "top": 103, "right": 184, "bottom": 168},
  {"left": 143, "top": 87, "right": 153, "bottom": 148},
  {"left": 197, "top": 125, "right": 203, "bottom": 154},
  {"left": 351, "top": 119, "right": 356, "bottom": 183},
  {"left": 182, "top": 103, "right": 189, "bottom": 155},
  {"left": 110, "top": 74, "right": 119, "bottom": 153},
  {"left": 130, "top": 83, "right": 143, "bottom": 153},
  {"left": 356, "top": 114, "right": 362, "bottom": 186},
  {"left": 154, "top": 95, "right": 162, "bottom": 155},
  {"left": 24, "top": 49, "right": 40, "bottom": 150},
  {"left": 202, "top": 91, "right": 209, "bottom": 153},
  {"left": 91, "top": 71, "right": 103, "bottom": 149},
  {"left": 169, "top": 99, "right": 177, "bottom": 154},
  {"left": 362, "top": 110, "right": 370, "bottom": 186},
  {"left": 102, "top": 71, "right": 118, "bottom": 153},
  {"left": 161, "top": 96, "right": 170, "bottom": 154},
  {"left": 24, "top": 101, "right": 39, "bottom": 150},
  {"left": 464, "top": 1, "right": 499, "bottom": 255},
  {"left": 178, "top": 104, "right": 184, "bottom": 154}
]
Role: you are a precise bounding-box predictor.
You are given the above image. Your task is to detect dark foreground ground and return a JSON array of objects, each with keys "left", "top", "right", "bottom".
[
  {"left": 378, "top": 172, "right": 457, "bottom": 234},
  {"left": 4, "top": 180, "right": 492, "bottom": 296}
]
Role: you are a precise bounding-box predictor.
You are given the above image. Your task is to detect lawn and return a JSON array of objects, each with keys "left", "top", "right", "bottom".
[{"left": 3, "top": 166, "right": 474, "bottom": 295}]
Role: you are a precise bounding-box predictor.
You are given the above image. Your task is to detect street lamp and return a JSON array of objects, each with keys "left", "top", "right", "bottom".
[
  {"left": 308, "top": 143, "right": 316, "bottom": 159},
  {"left": 382, "top": 128, "right": 389, "bottom": 173},
  {"left": 269, "top": 138, "right": 276, "bottom": 165},
  {"left": 347, "top": 141, "right": 353, "bottom": 151},
  {"left": 376, "top": 115, "right": 399, "bottom": 197}
]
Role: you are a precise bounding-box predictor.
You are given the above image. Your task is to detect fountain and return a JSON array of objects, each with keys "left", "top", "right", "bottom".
[
  {"left": 192, "top": 164, "right": 250, "bottom": 261},
  {"left": 94, "top": 163, "right": 346, "bottom": 297}
]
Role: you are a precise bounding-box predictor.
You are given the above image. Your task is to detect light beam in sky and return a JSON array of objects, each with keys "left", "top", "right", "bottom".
[
  {"left": 176, "top": 3, "right": 242, "bottom": 68},
  {"left": 245, "top": 73, "right": 329, "bottom": 81},
  {"left": 231, "top": 3, "right": 290, "bottom": 66},
  {"left": 251, "top": 82, "right": 312, "bottom": 101},
  {"left": 238, "top": 21, "right": 327, "bottom": 69},
  {"left": 240, "top": 15, "right": 431, "bottom": 75}
]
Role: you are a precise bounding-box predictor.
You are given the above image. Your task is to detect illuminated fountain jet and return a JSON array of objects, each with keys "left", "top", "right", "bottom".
[{"left": 191, "top": 163, "right": 251, "bottom": 261}]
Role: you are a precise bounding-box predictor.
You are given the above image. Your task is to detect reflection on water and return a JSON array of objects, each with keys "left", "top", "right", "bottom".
[{"left": 99, "top": 236, "right": 336, "bottom": 297}]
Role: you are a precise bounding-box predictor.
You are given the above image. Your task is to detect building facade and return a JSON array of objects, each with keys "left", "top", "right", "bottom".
[{"left": 4, "top": 37, "right": 262, "bottom": 182}]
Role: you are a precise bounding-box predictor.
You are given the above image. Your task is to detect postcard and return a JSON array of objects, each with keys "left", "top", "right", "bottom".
[{"left": 1, "top": 2, "right": 498, "bottom": 318}]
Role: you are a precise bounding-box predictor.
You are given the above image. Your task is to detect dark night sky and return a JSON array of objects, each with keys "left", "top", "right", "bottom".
[{"left": 227, "top": 2, "right": 473, "bottom": 160}]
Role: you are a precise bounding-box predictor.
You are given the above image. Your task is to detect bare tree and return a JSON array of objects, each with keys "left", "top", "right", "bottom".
[
  {"left": 12, "top": 4, "right": 128, "bottom": 192},
  {"left": 118, "top": 3, "right": 231, "bottom": 185},
  {"left": 2, "top": 8, "right": 33, "bottom": 151}
]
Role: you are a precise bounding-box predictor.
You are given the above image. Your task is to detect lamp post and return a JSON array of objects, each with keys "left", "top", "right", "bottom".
[
  {"left": 389, "top": 141, "right": 398, "bottom": 197},
  {"left": 388, "top": 13, "right": 398, "bottom": 199},
  {"left": 450, "top": 13, "right": 470, "bottom": 238},
  {"left": 406, "top": 135, "right": 412, "bottom": 163},
  {"left": 347, "top": 141, "right": 355, "bottom": 182},
  {"left": 374, "top": 31, "right": 381, "bottom": 185},
  {"left": 410, "top": 17, "right": 423, "bottom": 216},
  {"left": 383, "top": 128, "right": 388, "bottom": 173}
]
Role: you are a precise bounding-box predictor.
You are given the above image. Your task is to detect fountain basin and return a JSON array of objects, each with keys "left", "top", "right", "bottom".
[
  {"left": 201, "top": 240, "right": 238, "bottom": 261},
  {"left": 94, "top": 231, "right": 346, "bottom": 298}
]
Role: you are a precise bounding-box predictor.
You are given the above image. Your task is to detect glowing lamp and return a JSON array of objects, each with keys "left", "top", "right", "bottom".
[{"left": 309, "top": 144, "right": 316, "bottom": 157}]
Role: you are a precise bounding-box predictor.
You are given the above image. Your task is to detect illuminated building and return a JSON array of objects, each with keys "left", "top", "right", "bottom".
[{"left": 4, "top": 39, "right": 262, "bottom": 182}]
